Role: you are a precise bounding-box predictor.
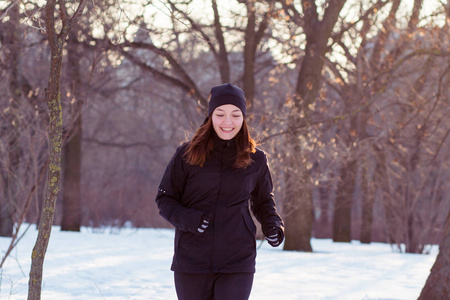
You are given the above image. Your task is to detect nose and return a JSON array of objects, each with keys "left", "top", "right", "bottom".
[{"left": 224, "top": 114, "right": 233, "bottom": 125}]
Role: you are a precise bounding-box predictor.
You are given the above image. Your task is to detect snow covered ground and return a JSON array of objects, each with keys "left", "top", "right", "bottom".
[{"left": 0, "top": 226, "right": 437, "bottom": 300}]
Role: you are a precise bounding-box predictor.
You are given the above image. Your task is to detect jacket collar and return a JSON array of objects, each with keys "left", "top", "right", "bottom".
[{"left": 212, "top": 131, "right": 236, "bottom": 151}]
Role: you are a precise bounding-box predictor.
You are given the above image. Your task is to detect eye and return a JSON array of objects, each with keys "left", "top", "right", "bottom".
[
  {"left": 215, "top": 114, "right": 224, "bottom": 117},
  {"left": 232, "top": 114, "right": 241, "bottom": 118}
]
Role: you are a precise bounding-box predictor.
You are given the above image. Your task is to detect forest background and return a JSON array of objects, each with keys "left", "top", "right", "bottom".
[{"left": 0, "top": 0, "right": 449, "bottom": 296}]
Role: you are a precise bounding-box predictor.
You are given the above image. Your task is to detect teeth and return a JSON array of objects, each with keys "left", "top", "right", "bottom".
[{"left": 222, "top": 128, "right": 233, "bottom": 132}]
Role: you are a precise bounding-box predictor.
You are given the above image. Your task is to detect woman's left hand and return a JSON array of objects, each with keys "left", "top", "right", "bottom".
[{"left": 264, "top": 226, "right": 284, "bottom": 247}]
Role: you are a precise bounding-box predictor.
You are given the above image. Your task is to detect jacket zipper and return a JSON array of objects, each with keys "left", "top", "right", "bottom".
[{"left": 211, "top": 145, "right": 226, "bottom": 272}]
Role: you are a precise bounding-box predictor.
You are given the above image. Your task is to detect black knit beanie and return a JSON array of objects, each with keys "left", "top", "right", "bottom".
[{"left": 208, "top": 83, "right": 246, "bottom": 117}]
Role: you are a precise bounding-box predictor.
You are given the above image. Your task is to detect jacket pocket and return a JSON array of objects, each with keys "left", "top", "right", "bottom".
[{"left": 177, "top": 230, "right": 211, "bottom": 267}]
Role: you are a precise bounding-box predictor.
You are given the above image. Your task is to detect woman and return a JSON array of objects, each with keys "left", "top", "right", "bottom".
[{"left": 156, "top": 83, "right": 284, "bottom": 300}]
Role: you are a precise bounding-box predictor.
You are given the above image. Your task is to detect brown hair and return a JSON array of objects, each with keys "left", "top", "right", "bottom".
[{"left": 184, "top": 117, "right": 256, "bottom": 168}]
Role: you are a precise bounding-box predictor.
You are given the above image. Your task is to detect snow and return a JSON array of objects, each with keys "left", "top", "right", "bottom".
[{"left": 0, "top": 226, "right": 437, "bottom": 300}]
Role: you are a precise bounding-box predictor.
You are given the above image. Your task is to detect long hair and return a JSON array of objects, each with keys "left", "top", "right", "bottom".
[{"left": 184, "top": 117, "right": 256, "bottom": 168}]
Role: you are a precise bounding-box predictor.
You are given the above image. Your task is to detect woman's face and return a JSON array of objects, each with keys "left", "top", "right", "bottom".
[{"left": 211, "top": 104, "right": 244, "bottom": 140}]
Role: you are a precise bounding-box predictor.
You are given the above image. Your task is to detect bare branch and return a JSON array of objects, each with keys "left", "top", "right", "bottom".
[
  {"left": 120, "top": 50, "right": 196, "bottom": 97},
  {"left": 302, "top": 0, "right": 319, "bottom": 32},
  {"left": 279, "top": 0, "right": 303, "bottom": 26},
  {"left": 330, "top": 0, "right": 390, "bottom": 49},
  {"left": 116, "top": 40, "right": 207, "bottom": 108},
  {"left": 0, "top": 0, "right": 18, "bottom": 21},
  {"left": 84, "top": 137, "right": 164, "bottom": 150},
  {"left": 67, "top": 0, "right": 88, "bottom": 31},
  {"left": 212, "top": 0, "right": 230, "bottom": 82},
  {"left": 408, "top": 0, "right": 424, "bottom": 29},
  {"left": 58, "top": 0, "right": 69, "bottom": 26},
  {"left": 44, "top": 0, "right": 57, "bottom": 50}
]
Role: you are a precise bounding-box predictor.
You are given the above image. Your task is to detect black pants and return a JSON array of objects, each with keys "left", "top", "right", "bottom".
[{"left": 174, "top": 272, "right": 254, "bottom": 300}]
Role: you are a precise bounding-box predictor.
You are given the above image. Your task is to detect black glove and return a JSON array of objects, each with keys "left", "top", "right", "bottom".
[
  {"left": 197, "top": 214, "right": 211, "bottom": 234},
  {"left": 264, "top": 226, "right": 284, "bottom": 247}
]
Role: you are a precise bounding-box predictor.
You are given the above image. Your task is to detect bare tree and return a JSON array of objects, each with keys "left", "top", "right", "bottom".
[
  {"left": 27, "top": 0, "right": 87, "bottom": 298},
  {"left": 0, "top": 1, "right": 50, "bottom": 266},
  {"left": 280, "top": 0, "right": 347, "bottom": 251},
  {"left": 332, "top": 0, "right": 398, "bottom": 243},
  {"left": 372, "top": 27, "right": 450, "bottom": 253}
]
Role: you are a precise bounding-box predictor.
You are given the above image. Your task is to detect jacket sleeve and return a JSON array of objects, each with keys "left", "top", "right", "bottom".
[
  {"left": 250, "top": 153, "right": 284, "bottom": 235},
  {"left": 155, "top": 144, "right": 204, "bottom": 233}
]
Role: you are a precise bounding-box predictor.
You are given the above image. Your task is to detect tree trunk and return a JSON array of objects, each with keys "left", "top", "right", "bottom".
[
  {"left": 211, "top": 0, "right": 230, "bottom": 83},
  {"left": 283, "top": 128, "right": 313, "bottom": 252},
  {"left": 1, "top": 3, "right": 21, "bottom": 237},
  {"left": 314, "top": 184, "right": 331, "bottom": 239},
  {"left": 360, "top": 157, "right": 374, "bottom": 244},
  {"left": 28, "top": 40, "right": 64, "bottom": 300},
  {"left": 242, "top": 0, "right": 272, "bottom": 109},
  {"left": 61, "top": 117, "right": 82, "bottom": 231},
  {"left": 333, "top": 159, "right": 357, "bottom": 242},
  {"left": 61, "top": 30, "right": 82, "bottom": 232},
  {"left": 1, "top": 133, "right": 19, "bottom": 237},
  {"left": 242, "top": 0, "right": 256, "bottom": 108},
  {"left": 418, "top": 212, "right": 450, "bottom": 299}
]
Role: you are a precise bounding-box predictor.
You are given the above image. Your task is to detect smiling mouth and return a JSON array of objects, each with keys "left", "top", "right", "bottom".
[{"left": 221, "top": 128, "right": 234, "bottom": 132}]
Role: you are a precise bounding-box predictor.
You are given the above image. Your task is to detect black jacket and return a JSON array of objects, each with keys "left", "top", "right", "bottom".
[{"left": 156, "top": 135, "right": 284, "bottom": 274}]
